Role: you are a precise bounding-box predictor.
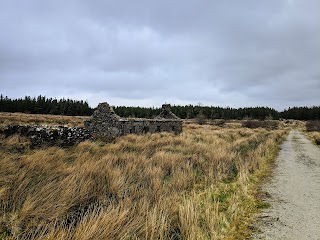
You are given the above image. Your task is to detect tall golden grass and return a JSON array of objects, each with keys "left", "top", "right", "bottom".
[
  {"left": 0, "top": 114, "right": 287, "bottom": 239},
  {"left": 304, "top": 121, "right": 320, "bottom": 145},
  {"left": 306, "top": 132, "right": 320, "bottom": 145}
]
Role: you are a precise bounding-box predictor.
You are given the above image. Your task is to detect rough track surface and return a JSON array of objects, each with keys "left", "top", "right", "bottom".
[{"left": 253, "top": 130, "right": 320, "bottom": 240}]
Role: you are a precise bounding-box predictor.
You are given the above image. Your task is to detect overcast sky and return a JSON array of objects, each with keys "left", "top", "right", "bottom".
[{"left": 0, "top": 0, "right": 319, "bottom": 110}]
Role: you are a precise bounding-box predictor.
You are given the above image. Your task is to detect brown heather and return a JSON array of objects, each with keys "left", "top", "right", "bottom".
[{"left": 0, "top": 113, "right": 288, "bottom": 239}]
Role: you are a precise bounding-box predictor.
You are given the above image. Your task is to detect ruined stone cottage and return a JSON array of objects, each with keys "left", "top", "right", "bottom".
[{"left": 84, "top": 102, "right": 182, "bottom": 139}]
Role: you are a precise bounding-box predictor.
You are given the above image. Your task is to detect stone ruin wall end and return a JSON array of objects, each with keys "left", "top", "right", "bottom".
[{"left": 84, "top": 102, "right": 182, "bottom": 139}]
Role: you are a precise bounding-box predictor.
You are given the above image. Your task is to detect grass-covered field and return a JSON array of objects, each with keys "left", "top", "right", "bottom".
[
  {"left": 0, "top": 112, "right": 88, "bottom": 129},
  {"left": 0, "top": 113, "right": 287, "bottom": 239}
]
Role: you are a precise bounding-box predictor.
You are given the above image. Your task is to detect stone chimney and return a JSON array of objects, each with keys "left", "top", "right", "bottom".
[
  {"left": 90, "top": 102, "right": 119, "bottom": 119},
  {"left": 155, "top": 104, "right": 180, "bottom": 119}
]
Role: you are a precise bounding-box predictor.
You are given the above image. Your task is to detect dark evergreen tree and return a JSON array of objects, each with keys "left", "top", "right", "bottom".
[
  {"left": 1, "top": 94, "right": 320, "bottom": 120},
  {"left": 0, "top": 95, "right": 93, "bottom": 116}
]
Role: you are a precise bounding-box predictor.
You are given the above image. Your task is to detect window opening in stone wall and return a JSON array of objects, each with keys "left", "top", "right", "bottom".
[
  {"left": 156, "top": 126, "right": 161, "bottom": 132},
  {"left": 143, "top": 126, "right": 149, "bottom": 133},
  {"left": 130, "top": 126, "right": 135, "bottom": 133}
]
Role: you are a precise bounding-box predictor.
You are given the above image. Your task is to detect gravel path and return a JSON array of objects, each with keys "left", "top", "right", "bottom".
[{"left": 253, "top": 130, "right": 320, "bottom": 240}]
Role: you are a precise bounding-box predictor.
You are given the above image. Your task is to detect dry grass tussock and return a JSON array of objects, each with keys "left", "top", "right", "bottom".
[
  {"left": 304, "top": 121, "right": 320, "bottom": 145},
  {"left": 0, "top": 120, "right": 286, "bottom": 239},
  {"left": 306, "top": 132, "right": 320, "bottom": 145},
  {"left": 242, "top": 120, "right": 278, "bottom": 129}
]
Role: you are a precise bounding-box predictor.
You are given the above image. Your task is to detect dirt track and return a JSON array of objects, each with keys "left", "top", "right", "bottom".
[{"left": 253, "top": 130, "right": 320, "bottom": 240}]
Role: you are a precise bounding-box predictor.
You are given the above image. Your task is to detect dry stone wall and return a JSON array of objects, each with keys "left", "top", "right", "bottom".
[
  {"left": 2, "top": 125, "right": 92, "bottom": 147},
  {"left": 84, "top": 102, "right": 182, "bottom": 139},
  {"left": 1, "top": 102, "right": 182, "bottom": 147}
]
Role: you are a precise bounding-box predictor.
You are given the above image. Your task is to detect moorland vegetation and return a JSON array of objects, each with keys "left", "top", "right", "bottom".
[{"left": 0, "top": 113, "right": 289, "bottom": 239}]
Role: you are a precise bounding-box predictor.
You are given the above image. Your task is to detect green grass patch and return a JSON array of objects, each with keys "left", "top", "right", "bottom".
[{"left": 256, "top": 201, "right": 270, "bottom": 209}]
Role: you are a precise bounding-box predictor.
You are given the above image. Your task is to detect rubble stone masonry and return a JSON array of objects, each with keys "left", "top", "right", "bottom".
[
  {"left": 84, "top": 102, "right": 182, "bottom": 139},
  {"left": 1, "top": 102, "right": 182, "bottom": 147}
]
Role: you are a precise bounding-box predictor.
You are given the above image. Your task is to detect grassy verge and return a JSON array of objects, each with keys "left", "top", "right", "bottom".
[
  {"left": 304, "top": 120, "right": 320, "bottom": 146},
  {"left": 0, "top": 118, "right": 287, "bottom": 239},
  {"left": 305, "top": 132, "right": 320, "bottom": 146}
]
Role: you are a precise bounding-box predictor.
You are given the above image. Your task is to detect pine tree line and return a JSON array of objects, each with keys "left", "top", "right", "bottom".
[
  {"left": 116, "top": 104, "right": 320, "bottom": 120},
  {"left": 114, "top": 106, "right": 161, "bottom": 119},
  {"left": 281, "top": 107, "right": 320, "bottom": 120},
  {"left": 1, "top": 95, "right": 320, "bottom": 120},
  {"left": 0, "top": 95, "right": 93, "bottom": 116},
  {"left": 115, "top": 105, "right": 277, "bottom": 120},
  {"left": 171, "top": 105, "right": 279, "bottom": 120}
]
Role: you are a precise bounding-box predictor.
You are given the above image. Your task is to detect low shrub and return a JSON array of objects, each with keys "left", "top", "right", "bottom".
[
  {"left": 214, "top": 119, "right": 226, "bottom": 127},
  {"left": 242, "top": 120, "right": 278, "bottom": 129},
  {"left": 195, "top": 113, "right": 206, "bottom": 125},
  {"left": 306, "top": 121, "right": 320, "bottom": 132}
]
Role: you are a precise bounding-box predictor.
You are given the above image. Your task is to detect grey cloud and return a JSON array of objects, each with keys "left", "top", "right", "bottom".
[{"left": 0, "top": 0, "right": 319, "bottom": 110}]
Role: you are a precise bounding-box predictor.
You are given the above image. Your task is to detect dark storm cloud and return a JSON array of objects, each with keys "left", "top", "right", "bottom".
[{"left": 0, "top": 0, "right": 319, "bottom": 109}]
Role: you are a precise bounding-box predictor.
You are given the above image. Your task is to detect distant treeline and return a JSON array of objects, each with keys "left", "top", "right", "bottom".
[
  {"left": 0, "top": 95, "right": 93, "bottom": 116},
  {"left": 114, "top": 104, "right": 320, "bottom": 120},
  {"left": 1, "top": 95, "right": 320, "bottom": 120},
  {"left": 114, "top": 105, "right": 279, "bottom": 120}
]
